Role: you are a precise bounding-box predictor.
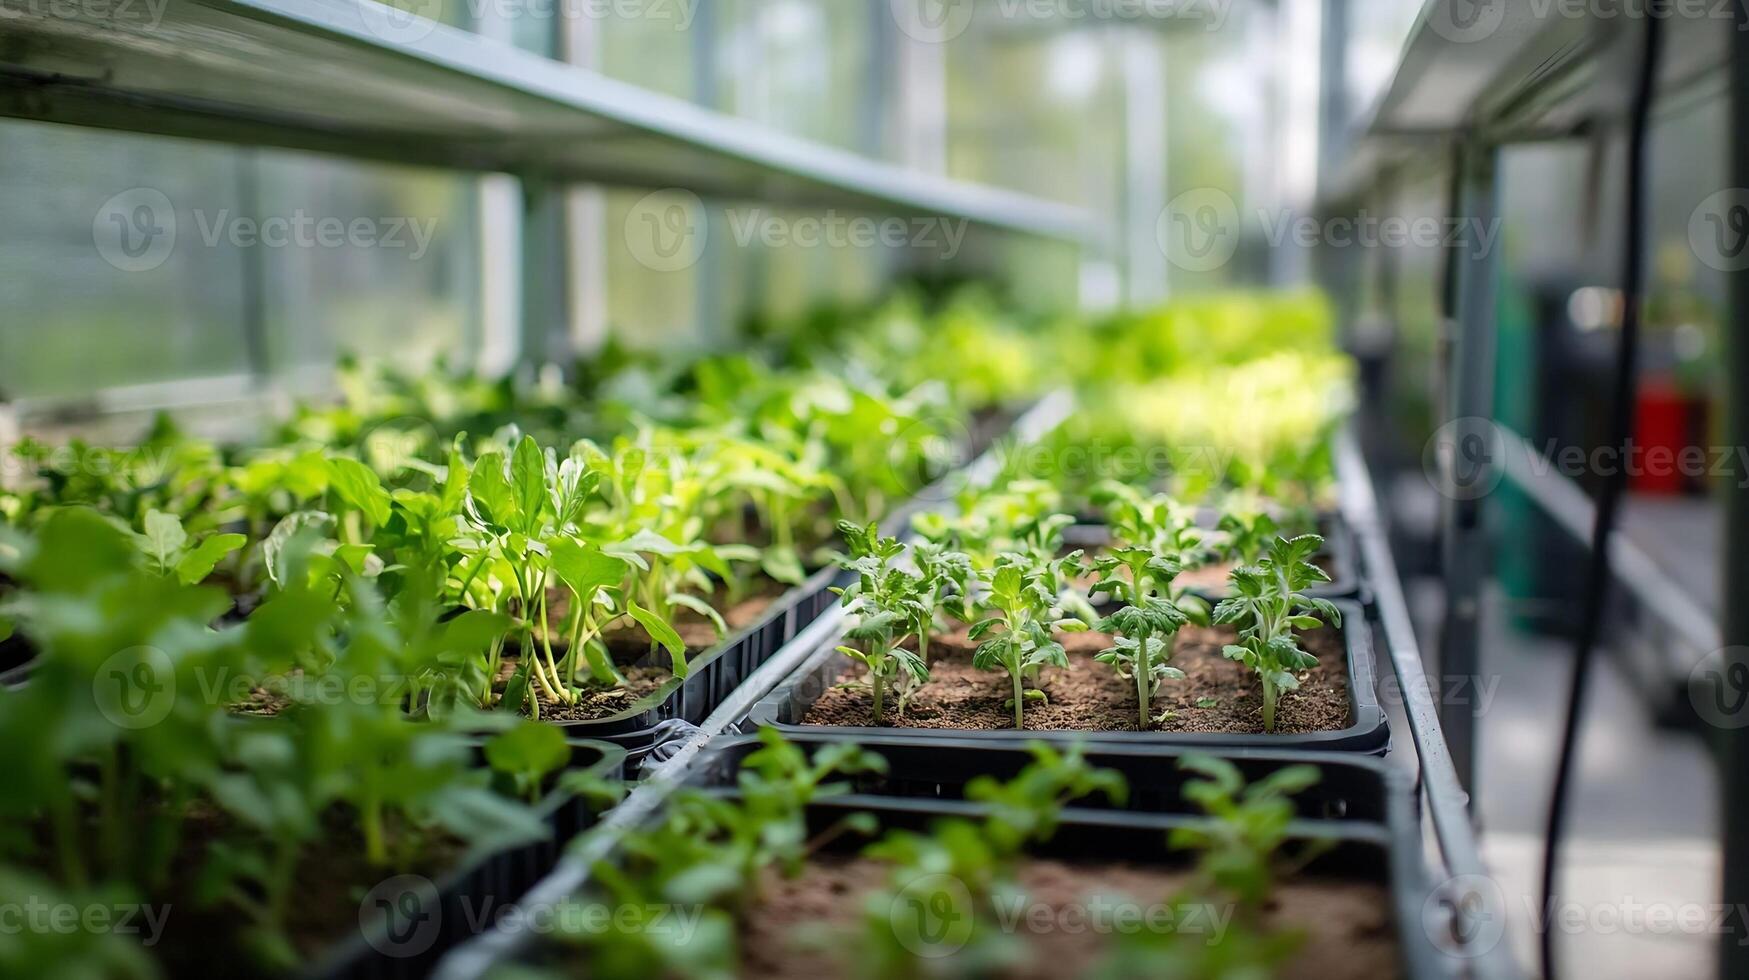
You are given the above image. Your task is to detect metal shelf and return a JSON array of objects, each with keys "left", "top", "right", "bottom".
[
  {"left": 0, "top": 0, "right": 1091, "bottom": 240},
  {"left": 1370, "top": 0, "right": 1728, "bottom": 140},
  {"left": 1324, "top": 0, "right": 1733, "bottom": 204}
]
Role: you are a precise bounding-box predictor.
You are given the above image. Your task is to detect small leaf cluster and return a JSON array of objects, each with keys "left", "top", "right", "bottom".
[
  {"left": 1212, "top": 534, "right": 1341, "bottom": 732},
  {"left": 855, "top": 743, "right": 1127, "bottom": 979},
  {"left": 831, "top": 522, "right": 970, "bottom": 722},
  {"left": 560, "top": 728, "right": 887, "bottom": 978},
  {"left": 968, "top": 551, "right": 1088, "bottom": 729},
  {"left": 1095, "top": 755, "right": 1326, "bottom": 979}
]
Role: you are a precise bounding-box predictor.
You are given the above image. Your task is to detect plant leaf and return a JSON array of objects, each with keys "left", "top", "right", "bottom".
[
  {"left": 174, "top": 533, "right": 246, "bottom": 585},
  {"left": 627, "top": 601, "right": 687, "bottom": 675},
  {"left": 327, "top": 458, "right": 392, "bottom": 527}
]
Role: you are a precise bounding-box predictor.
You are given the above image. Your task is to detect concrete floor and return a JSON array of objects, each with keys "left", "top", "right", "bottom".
[{"left": 1406, "top": 581, "right": 1720, "bottom": 978}]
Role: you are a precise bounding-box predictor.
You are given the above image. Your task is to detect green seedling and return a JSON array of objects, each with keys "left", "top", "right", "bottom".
[
  {"left": 969, "top": 552, "right": 1087, "bottom": 729},
  {"left": 1212, "top": 534, "right": 1340, "bottom": 732},
  {"left": 830, "top": 522, "right": 958, "bottom": 723},
  {"left": 1089, "top": 546, "right": 1191, "bottom": 730}
]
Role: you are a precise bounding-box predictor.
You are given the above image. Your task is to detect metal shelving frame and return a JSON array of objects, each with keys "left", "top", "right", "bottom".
[
  {"left": 1327, "top": 2, "right": 1749, "bottom": 977},
  {"left": 0, "top": 0, "right": 1094, "bottom": 431},
  {"left": 0, "top": 0, "right": 1092, "bottom": 238}
]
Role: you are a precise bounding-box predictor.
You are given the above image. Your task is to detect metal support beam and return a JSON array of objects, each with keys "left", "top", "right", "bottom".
[
  {"left": 1436, "top": 141, "right": 1500, "bottom": 805},
  {"left": 519, "top": 178, "right": 569, "bottom": 369},
  {"left": 1720, "top": 7, "right": 1749, "bottom": 977},
  {"left": 1121, "top": 31, "right": 1167, "bottom": 303}
]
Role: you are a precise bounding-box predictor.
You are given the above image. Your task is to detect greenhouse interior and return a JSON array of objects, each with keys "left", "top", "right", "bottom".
[{"left": 2, "top": 1, "right": 1746, "bottom": 978}]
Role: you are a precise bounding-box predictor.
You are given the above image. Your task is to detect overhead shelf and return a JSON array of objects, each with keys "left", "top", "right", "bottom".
[
  {"left": 0, "top": 0, "right": 1092, "bottom": 241},
  {"left": 1377, "top": 0, "right": 1733, "bottom": 138},
  {"left": 1325, "top": 0, "right": 1732, "bottom": 200}
]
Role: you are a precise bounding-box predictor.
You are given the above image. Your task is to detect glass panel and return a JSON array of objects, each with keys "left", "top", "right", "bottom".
[
  {"left": 715, "top": 0, "right": 874, "bottom": 152},
  {"left": 252, "top": 152, "right": 477, "bottom": 383},
  {"left": 0, "top": 121, "right": 251, "bottom": 399},
  {"left": 594, "top": 9, "right": 697, "bottom": 99}
]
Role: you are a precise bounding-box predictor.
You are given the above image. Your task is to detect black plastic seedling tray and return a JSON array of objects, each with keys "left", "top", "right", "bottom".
[
  {"left": 490, "top": 766, "right": 1441, "bottom": 978},
  {"left": 1062, "top": 509, "right": 1361, "bottom": 602},
  {"left": 689, "top": 732, "right": 1401, "bottom": 823},
  {"left": 746, "top": 598, "right": 1388, "bottom": 753},
  {"left": 306, "top": 737, "right": 626, "bottom": 980}
]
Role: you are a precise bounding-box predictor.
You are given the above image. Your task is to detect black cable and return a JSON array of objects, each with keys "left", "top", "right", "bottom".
[{"left": 1539, "top": 11, "right": 1664, "bottom": 980}]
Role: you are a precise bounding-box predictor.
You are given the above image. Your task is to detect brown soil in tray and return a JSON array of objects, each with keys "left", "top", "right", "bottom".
[
  {"left": 742, "top": 854, "right": 1399, "bottom": 980},
  {"left": 800, "top": 622, "right": 1349, "bottom": 733}
]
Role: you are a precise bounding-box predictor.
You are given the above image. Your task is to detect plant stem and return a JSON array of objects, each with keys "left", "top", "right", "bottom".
[
  {"left": 536, "top": 587, "right": 571, "bottom": 704},
  {"left": 1135, "top": 628, "right": 1151, "bottom": 731},
  {"left": 1012, "top": 665, "right": 1025, "bottom": 729},
  {"left": 1261, "top": 674, "right": 1278, "bottom": 733},
  {"left": 483, "top": 636, "right": 504, "bottom": 708},
  {"left": 871, "top": 670, "right": 885, "bottom": 724},
  {"left": 362, "top": 795, "right": 386, "bottom": 866},
  {"left": 50, "top": 796, "right": 86, "bottom": 889},
  {"left": 98, "top": 747, "right": 121, "bottom": 877}
]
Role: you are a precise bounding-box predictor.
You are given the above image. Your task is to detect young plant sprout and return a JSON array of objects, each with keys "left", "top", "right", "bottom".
[
  {"left": 1213, "top": 534, "right": 1341, "bottom": 732},
  {"left": 860, "top": 743, "right": 1126, "bottom": 979},
  {"left": 1099, "top": 755, "right": 1326, "bottom": 979},
  {"left": 907, "top": 539, "right": 973, "bottom": 664},
  {"left": 1093, "top": 481, "right": 1211, "bottom": 618},
  {"left": 831, "top": 521, "right": 968, "bottom": 723},
  {"left": 1088, "top": 546, "right": 1190, "bottom": 730},
  {"left": 1169, "top": 754, "right": 1330, "bottom": 913},
  {"left": 564, "top": 728, "right": 885, "bottom": 977},
  {"left": 969, "top": 551, "right": 1087, "bottom": 729}
]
